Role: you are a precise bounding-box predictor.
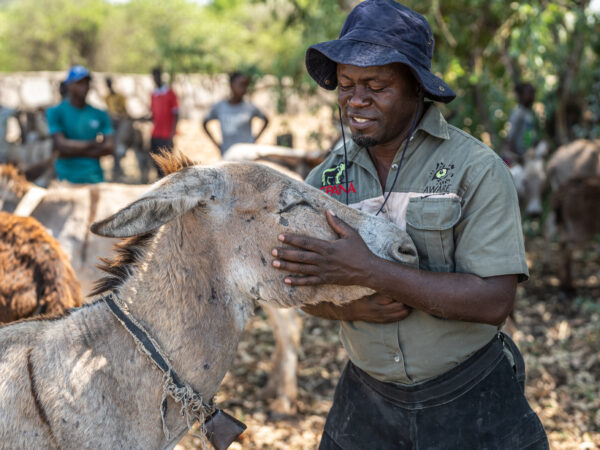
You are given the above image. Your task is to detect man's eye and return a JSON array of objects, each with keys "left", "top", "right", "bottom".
[
  {"left": 338, "top": 84, "right": 352, "bottom": 91},
  {"left": 369, "top": 86, "right": 385, "bottom": 93}
]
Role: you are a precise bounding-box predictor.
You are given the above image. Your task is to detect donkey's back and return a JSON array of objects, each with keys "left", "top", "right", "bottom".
[
  {"left": 0, "top": 305, "right": 169, "bottom": 450},
  {"left": 0, "top": 319, "right": 56, "bottom": 448}
]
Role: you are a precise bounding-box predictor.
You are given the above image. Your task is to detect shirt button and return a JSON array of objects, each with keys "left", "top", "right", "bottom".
[
  {"left": 381, "top": 207, "right": 387, "bottom": 214},
  {"left": 394, "top": 355, "right": 401, "bottom": 363},
  {"left": 391, "top": 163, "right": 398, "bottom": 170}
]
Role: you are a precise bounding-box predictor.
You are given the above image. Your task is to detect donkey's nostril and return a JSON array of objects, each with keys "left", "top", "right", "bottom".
[
  {"left": 389, "top": 243, "right": 418, "bottom": 264},
  {"left": 399, "top": 247, "right": 417, "bottom": 257}
]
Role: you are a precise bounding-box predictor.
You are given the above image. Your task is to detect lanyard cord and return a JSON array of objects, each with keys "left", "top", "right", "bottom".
[
  {"left": 374, "top": 92, "right": 423, "bottom": 216},
  {"left": 338, "top": 91, "right": 423, "bottom": 212},
  {"left": 338, "top": 106, "right": 350, "bottom": 206}
]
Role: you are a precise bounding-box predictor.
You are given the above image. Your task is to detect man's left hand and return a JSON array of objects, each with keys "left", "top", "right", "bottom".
[{"left": 272, "top": 210, "right": 376, "bottom": 286}]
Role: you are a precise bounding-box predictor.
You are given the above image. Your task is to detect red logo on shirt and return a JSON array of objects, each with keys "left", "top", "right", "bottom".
[{"left": 320, "top": 182, "right": 356, "bottom": 196}]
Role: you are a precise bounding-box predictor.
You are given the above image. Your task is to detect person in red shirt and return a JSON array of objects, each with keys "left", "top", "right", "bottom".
[{"left": 150, "top": 67, "right": 178, "bottom": 176}]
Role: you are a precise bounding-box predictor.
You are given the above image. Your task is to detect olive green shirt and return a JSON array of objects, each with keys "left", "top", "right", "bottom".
[{"left": 305, "top": 103, "right": 529, "bottom": 384}]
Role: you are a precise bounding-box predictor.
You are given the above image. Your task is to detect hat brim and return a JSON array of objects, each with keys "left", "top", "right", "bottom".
[{"left": 306, "top": 39, "right": 455, "bottom": 103}]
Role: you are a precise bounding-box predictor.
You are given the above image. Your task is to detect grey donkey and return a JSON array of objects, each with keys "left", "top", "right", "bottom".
[{"left": 0, "top": 154, "right": 418, "bottom": 449}]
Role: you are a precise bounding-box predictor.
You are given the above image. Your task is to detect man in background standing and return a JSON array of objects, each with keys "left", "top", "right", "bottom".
[
  {"left": 150, "top": 67, "right": 178, "bottom": 176},
  {"left": 203, "top": 72, "right": 269, "bottom": 156},
  {"left": 46, "top": 65, "right": 114, "bottom": 184},
  {"left": 503, "top": 82, "right": 540, "bottom": 165},
  {"left": 104, "top": 76, "right": 130, "bottom": 180},
  {"left": 0, "top": 103, "right": 16, "bottom": 163}
]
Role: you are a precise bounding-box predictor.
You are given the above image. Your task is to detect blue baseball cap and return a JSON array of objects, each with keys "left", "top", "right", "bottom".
[
  {"left": 64, "top": 65, "right": 91, "bottom": 85},
  {"left": 305, "top": 0, "right": 455, "bottom": 103}
]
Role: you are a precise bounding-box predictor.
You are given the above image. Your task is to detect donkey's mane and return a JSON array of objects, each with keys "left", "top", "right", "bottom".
[
  {"left": 0, "top": 164, "right": 31, "bottom": 198},
  {"left": 91, "top": 150, "right": 198, "bottom": 297},
  {"left": 151, "top": 150, "right": 195, "bottom": 176}
]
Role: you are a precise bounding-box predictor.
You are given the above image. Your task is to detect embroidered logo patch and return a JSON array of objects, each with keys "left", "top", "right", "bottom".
[
  {"left": 322, "top": 162, "right": 346, "bottom": 186},
  {"left": 320, "top": 162, "right": 356, "bottom": 196},
  {"left": 424, "top": 162, "right": 455, "bottom": 193}
]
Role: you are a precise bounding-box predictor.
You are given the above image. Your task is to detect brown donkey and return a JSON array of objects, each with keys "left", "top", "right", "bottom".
[{"left": 0, "top": 211, "right": 82, "bottom": 323}]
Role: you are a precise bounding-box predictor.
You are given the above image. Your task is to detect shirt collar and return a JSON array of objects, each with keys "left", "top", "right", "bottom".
[
  {"left": 153, "top": 84, "right": 169, "bottom": 95},
  {"left": 415, "top": 102, "right": 450, "bottom": 140}
]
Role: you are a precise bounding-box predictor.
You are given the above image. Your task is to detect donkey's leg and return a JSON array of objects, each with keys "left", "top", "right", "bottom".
[
  {"left": 262, "top": 305, "right": 302, "bottom": 414},
  {"left": 558, "top": 239, "right": 574, "bottom": 292}
]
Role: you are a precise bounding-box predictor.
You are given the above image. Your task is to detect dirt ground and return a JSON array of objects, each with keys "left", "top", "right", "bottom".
[{"left": 106, "top": 123, "right": 599, "bottom": 450}]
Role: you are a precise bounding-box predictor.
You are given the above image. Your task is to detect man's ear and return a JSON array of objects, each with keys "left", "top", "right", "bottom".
[{"left": 91, "top": 166, "right": 224, "bottom": 238}]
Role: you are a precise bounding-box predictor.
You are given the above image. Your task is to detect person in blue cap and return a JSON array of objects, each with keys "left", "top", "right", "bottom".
[
  {"left": 271, "top": 1, "right": 548, "bottom": 448},
  {"left": 46, "top": 65, "right": 115, "bottom": 184}
]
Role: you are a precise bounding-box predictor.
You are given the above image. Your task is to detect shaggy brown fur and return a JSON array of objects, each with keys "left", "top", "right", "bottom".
[
  {"left": 0, "top": 164, "right": 31, "bottom": 199},
  {"left": 151, "top": 150, "right": 195, "bottom": 176},
  {"left": 0, "top": 212, "right": 82, "bottom": 323}
]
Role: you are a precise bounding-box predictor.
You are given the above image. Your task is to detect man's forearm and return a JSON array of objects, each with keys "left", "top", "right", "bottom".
[
  {"left": 94, "top": 137, "right": 115, "bottom": 156},
  {"left": 273, "top": 212, "right": 516, "bottom": 326},
  {"left": 54, "top": 136, "right": 114, "bottom": 158},
  {"left": 360, "top": 256, "right": 516, "bottom": 326},
  {"left": 302, "top": 302, "right": 347, "bottom": 320},
  {"left": 202, "top": 121, "right": 220, "bottom": 149},
  {"left": 55, "top": 139, "right": 97, "bottom": 157},
  {"left": 255, "top": 119, "right": 269, "bottom": 141}
]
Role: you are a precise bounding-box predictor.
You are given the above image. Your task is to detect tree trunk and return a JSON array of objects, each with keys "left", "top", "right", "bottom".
[
  {"left": 471, "top": 49, "right": 497, "bottom": 150},
  {"left": 554, "top": 5, "right": 588, "bottom": 146}
]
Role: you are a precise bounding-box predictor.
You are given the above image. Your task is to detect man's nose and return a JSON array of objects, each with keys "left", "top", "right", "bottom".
[{"left": 348, "top": 86, "right": 370, "bottom": 108}]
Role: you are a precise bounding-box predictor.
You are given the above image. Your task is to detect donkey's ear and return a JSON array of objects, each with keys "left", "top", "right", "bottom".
[
  {"left": 91, "top": 167, "right": 223, "bottom": 238},
  {"left": 90, "top": 195, "right": 199, "bottom": 237}
]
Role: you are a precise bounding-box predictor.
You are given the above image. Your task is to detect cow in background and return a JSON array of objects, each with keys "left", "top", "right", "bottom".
[
  {"left": 509, "top": 139, "right": 600, "bottom": 290},
  {"left": 510, "top": 141, "right": 548, "bottom": 218},
  {"left": 550, "top": 176, "right": 600, "bottom": 290},
  {"left": 544, "top": 140, "right": 600, "bottom": 290},
  {"left": 546, "top": 139, "right": 600, "bottom": 190}
]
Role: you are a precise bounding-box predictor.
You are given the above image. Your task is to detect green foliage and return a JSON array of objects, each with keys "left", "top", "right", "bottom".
[
  {"left": 411, "top": 0, "right": 599, "bottom": 148},
  {"left": 0, "top": 0, "right": 109, "bottom": 70},
  {"left": 0, "top": 0, "right": 598, "bottom": 146}
]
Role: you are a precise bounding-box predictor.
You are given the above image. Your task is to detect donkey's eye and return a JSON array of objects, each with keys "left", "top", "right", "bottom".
[{"left": 278, "top": 200, "right": 315, "bottom": 214}]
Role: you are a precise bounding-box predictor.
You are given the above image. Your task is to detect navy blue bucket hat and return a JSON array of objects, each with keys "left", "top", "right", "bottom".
[{"left": 306, "top": 0, "right": 455, "bottom": 103}]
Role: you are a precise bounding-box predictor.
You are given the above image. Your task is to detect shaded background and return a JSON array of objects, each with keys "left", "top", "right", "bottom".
[{"left": 1, "top": 0, "right": 599, "bottom": 148}]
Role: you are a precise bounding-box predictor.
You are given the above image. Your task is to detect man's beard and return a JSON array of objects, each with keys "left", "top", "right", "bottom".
[{"left": 351, "top": 134, "right": 378, "bottom": 148}]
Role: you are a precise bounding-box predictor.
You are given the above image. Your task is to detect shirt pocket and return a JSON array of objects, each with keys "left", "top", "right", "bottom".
[{"left": 405, "top": 197, "right": 461, "bottom": 272}]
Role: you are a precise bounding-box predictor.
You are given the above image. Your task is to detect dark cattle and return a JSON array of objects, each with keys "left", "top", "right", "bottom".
[{"left": 550, "top": 177, "right": 600, "bottom": 290}]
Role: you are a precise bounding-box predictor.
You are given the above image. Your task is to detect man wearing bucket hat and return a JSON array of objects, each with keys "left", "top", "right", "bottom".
[
  {"left": 271, "top": 1, "right": 548, "bottom": 448},
  {"left": 46, "top": 65, "right": 115, "bottom": 184}
]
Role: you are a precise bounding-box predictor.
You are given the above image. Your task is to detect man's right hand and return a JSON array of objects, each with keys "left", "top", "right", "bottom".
[{"left": 302, "top": 293, "right": 412, "bottom": 323}]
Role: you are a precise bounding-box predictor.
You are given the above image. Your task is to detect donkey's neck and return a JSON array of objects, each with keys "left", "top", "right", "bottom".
[{"left": 111, "top": 214, "right": 253, "bottom": 396}]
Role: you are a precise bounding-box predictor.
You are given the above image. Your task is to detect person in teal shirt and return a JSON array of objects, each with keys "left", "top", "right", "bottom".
[{"left": 46, "top": 65, "right": 115, "bottom": 184}]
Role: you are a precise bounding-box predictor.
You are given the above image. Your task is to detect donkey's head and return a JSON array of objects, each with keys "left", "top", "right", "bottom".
[{"left": 91, "top": 155, "right": 417, "bottom": 309}]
